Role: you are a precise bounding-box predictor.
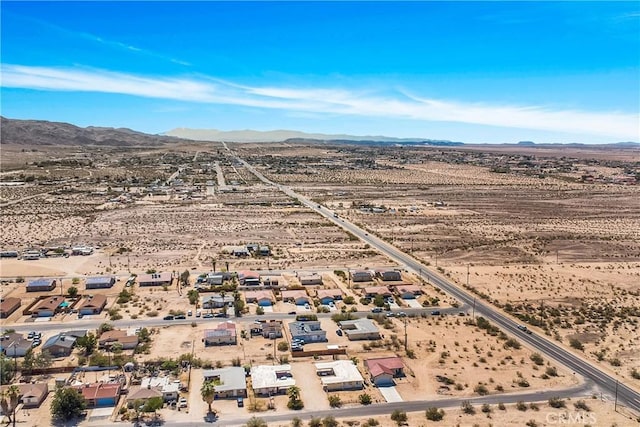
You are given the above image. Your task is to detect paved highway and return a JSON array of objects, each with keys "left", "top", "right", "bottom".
[{"left": 236, "top": 152, "right": 640, "bottom": 413}]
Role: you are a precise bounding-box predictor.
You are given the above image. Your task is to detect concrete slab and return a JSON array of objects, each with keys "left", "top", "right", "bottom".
[
  {"left": 379, "top": 386, "right": 403, "bottom": 403},
  {"left": 405, "top": 299, "right": 422, "bottom": 308}
]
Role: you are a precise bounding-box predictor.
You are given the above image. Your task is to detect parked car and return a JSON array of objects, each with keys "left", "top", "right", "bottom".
[
  {"left": 237, "top": 397, "right": 244, "bottom": 407},
  {"left": 336, "top": 329, "right": 343, "bottom": 336},
  {"left": 397, "top": 312, "right": 407, "bottom": 317},
  {"left": 187, "top": 310, "right": 192, "bottom": 316},
  {"left": 288, "top": 311, "right": 297, "bottom": 315},
  {"left": 31, "top": 340, "right": 41, "bottom": 347},
  {"left": 163, "top": 315, "right": 175, "bottom": 321},
  {"left": 202, "top": 313, "right": 214, "bottom": 319},
  {"left": 371, "top": 307, "right": 383, "bottom": 313},
  {"left": 431, "top": 310, "right": 441, "bottom": 316},
  {"left": 178, "top": 398, "right": 188, "bottom": 408},
  {"left": 174, "top": 315, "right": 186, "bottom": 320},
  {"left": 214, "top": 312, "right": 228, "bottom": 318},
  {"left": 196, "top": 310, "right": 201, "bottom": 317}
]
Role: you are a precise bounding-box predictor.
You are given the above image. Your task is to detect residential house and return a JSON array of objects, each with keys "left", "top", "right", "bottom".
[
  {"left": 250, "top": 364, "right": 295, "bottom": 396},
  {"left": 73, "top": 382, "right": 121, "bottom": 407},
  {"left": 202, "top": 294, "right": 234, "bottom": 309},
  {"left": 316, "top": 289, "right": 343, "bottom": 305},
  {"left": 0, "top": 333, "right": 32, "bottom": 357},
  {"left": 299, "top": 274, "right": 323, "bottom": 285},
  {"left": 244, "top": 290, "right": 274, "bottom": 306},
  {"left": 85, "top": 276, "right": 115, "bottom": 289},
  {"left": 339, "top": 319, "right": 381, "bottom": 341},
  {"left": 351, "top": 270, "right": 373, "bottom": 282},
  {"left": 0, "top": 383, "right": 48, "bottom": 408},
  {"left": 26, "top": 278, "right": 57, "bottom": 292},
  {"left": 0, "top": 297, "right": 21, "bottom": 318},
  {"left": 42, "top": 330, "right": 87, "bottom": 357},
  {"left": 232, "top": 246, "right": 250, "bottom": 257},
  {"left": 394, "top": 284, "right": 423, "bottom": 299},
  {"left": 238, "top": 270, "right": 260, "bottom": 286},
  {"left": 289, "top": 321, "right": 327, "bottom": 343},
  {"left": 206, "top": 272, "right": 231, "bottom": 286},
  {"left": 250, "top": 320, "right": 283, "bottom": 339},
  {"left": 363, "top": 286, "right": 392, "bottom": 298},
  {"left": 365, "top": 357, "right": 405, "bottom": 386},
  {"left": 202, "top": 367, "right": 247, "bottom": 398},
  {"left": 128, "top": 377, "right": 180, "bottom": 402},
  {"left": 204, "top": 322, "right": 237, "bottom": 346},
  {"left": 376, "top": 269, "right": 402, "bottom": 282},
  {"left": 281, "top": 290, "right": 310, "bottom": 306},
  {"left": 137, "top": 272, "right": 172, "bottom": 286},
  {"left": 98, "top": 330, "right": 139, "bottom": 350},
  {"left": 31, "top": 296, "right": 64, "bottom": 317},
  {"left": 78, "top": 294, "right": 107, "bottom": 315},
  {"left": 315, "top": 360, "right": 364, "bottom": 391}
]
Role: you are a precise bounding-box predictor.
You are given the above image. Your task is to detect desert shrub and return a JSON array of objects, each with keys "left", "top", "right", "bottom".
[
  {"left": 569, "top": 338, "right": 584, "bottom": 350},
  {"left": 548, "top": 397, "right": 566, "bottom": 408},
  {"left": 574, "top": 400, "right": 590, "bottom": 411},
  {"left": 530, "top": 353, "right": 544, "bottom": 365},
  {"left": 481, "top": 403, "right": 492, "bottom": 413},
  {"left": 328, "top": 395, "right": 342, "bottom": 408},
  {"left": 516, "top": 401, "right": 528, "bottom": 411},
  {"left": 425, "top": 407, "right": 444, "bottom": 421},
  {"left": 359, "top": 393, "right": 372, "bottom": 405},
  {"left": 461, "top": 400, "right": 475, "bottom": 414},
  {"left": 474, "top": 383, "right": 489, "bottom": 395}
]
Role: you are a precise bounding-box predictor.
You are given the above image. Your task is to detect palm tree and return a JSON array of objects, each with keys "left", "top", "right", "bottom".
[
  {"left": 200, "top": 380, "right": 216, "bottom": 415},
  {"left": 211, "top": 258, "right": 217, "bottom": 273},
  {"left": 220, "top": 290, "right": 227, "bottom": 316},
  {"left": 1, "top": 385, "right": 20, "bottom": 427},
  {"left": 287, "top": 385, "right": 300, "bottom": 402}
]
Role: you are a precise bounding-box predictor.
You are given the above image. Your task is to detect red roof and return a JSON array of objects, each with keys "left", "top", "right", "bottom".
[
  {"left": 74, "top": 383, "right": 121, "bottom": 400},
  {"left": 365, "top": 357, "right": 404, "bottom": 377}
]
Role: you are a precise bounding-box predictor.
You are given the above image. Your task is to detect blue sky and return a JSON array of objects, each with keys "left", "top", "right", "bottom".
[{"left": 1, "top": 1, "right": 639, "bottom": 143}]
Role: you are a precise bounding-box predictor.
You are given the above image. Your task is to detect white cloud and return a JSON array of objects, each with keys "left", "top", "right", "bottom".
[{"left": 1, "top": 64, "right": 637, "bottom": 140}]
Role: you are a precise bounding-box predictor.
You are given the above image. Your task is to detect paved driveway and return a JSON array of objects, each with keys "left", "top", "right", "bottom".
[
  {"left": 378, "top": 386, "right": 403, "bottom": 403},
  {"left": 404, "top": 299, "right": 422, "bottom": 308}
]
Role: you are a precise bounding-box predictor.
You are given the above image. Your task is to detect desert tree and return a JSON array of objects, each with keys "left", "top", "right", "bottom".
[
  {"left": 51, "top": 387, "right": 86, "bottom": 421},
  {"left": 1, "top": 385, "right": 20, "bottom": 427}
]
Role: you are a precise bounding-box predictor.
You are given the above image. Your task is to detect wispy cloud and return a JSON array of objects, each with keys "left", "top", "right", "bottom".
[{"left": 1, "top": 64, "right": 637, "bottom": 140}]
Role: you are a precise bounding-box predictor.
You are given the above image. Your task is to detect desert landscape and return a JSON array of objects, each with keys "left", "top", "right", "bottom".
[{"left": 1, "top": 119, "right": 639, "bottom": 426}]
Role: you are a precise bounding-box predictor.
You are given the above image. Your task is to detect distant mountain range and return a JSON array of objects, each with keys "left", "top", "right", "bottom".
[
  {"left": 0, "top": 116, "right": 186, "bottom": 146},
  {"left": 163, "top": 127, "right": 464, "bottom": 145},
  {"left": 1, "top": 117, "right": 637, "bottom": 148}
]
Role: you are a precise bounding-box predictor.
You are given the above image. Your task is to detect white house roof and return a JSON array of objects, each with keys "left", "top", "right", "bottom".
[
  {"left": 140, "top": 376, "right": 180, "bottom": 394},
  {"left": 203, "top": 367, "right": 246, "bottom": 392},
  {"left": 339, "top": 318, "right": 380, "bottom": 334},
  {"left": 250, "top": 364, "right": 294, "bottom": 390},
  {"left": 315, "top": 360, "right": 363, "bottom": 386}
]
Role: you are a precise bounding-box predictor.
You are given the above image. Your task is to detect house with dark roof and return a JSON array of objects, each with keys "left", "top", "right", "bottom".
[
  {"left": 78, "top": 294, "right": 107, "bottom": 315},
  {"left": 202, "top": 294, "right": 234, "bottom": 309},
  {"left": 26, "top": 278, "right": 57, "bottom": 292},
  {"left": 351, "top": 270, "right": 373, "bottom": 283},
  {"left": 42, "top": 330, "right": 87, "bottom": 357},
  {"left": 0, "top": 297, "right": 21, "bottom": 318},
  {"left": 31, "top": 296, "right": 64, "bottom": 317},
  {"left": 289, "top": 321, "right": 327, "bottom": 343},
  {"left": 364, "top": 357, "right": 405, "bottom": 386},
  {"left": 376, "top": 269, "right": 402, "bottom": 281},
  {"left": 137, "top": 272, "right": 172, "bottom": 286},
  {"left": 73, "top": 382, "right": 121, "bottom": 407},
  {"left": 85, "top": 276, "right": 115, "bottom": 289}
]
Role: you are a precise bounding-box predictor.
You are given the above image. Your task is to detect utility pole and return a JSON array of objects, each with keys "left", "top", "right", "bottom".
[
  {"left": 404, "top": 317, "right": 408, "bottom": 352},
  {"left": 187, "top": 339, "right": 195, "bottom": 391},
  {"left": 466, "top": 264, "right": 470, "bottom": 287}
]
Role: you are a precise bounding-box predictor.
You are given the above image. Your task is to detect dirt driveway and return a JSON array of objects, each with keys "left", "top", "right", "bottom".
[{"left": 290, "top": 361, "right": 329, "bottom": 411}]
